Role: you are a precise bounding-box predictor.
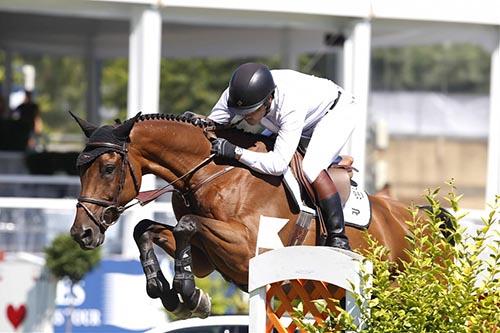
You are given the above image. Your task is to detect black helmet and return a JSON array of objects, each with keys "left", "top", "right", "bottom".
[{"left": 227, "top": 63, "right": 276, "bottom": 114}]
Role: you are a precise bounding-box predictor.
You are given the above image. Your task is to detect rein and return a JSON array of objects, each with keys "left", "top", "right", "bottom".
[
  {"left": 135, "top": 153, "right": 226, "bottom": 207},
  {"left": 134, "top": 122, "right": 234, "bottom": 206}
]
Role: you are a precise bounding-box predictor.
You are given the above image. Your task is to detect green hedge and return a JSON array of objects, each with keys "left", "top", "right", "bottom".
[
  {"left": 294, "top": 183, "right": 499, "bottom": 332},
  {"left": 45, "top": 234, "right": 101, "bottom": 283}
]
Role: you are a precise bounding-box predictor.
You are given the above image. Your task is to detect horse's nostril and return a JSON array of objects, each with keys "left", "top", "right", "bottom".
[
  {"left": 81, "top": 227, "right": 92, "bottom": 240},
  {"left": 72, "top": 226, "right": 93, "bottom": 244}
]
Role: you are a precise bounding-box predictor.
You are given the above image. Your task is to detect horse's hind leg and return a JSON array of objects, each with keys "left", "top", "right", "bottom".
[
  {"left": 172, "top": 215, "right": 211, "bottom": 319},
  {"left": 133, "top": 219, "right": 179, "bottom": 312}
]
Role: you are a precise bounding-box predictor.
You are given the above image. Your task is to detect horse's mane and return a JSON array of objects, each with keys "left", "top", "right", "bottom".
[
  {"left": 127, "top": 112, "right": 280, "bottom": 186},
  {"left": 134, "top": 113, "right": 216, "bottom": 129},
  {"left": 128, "top": 113, "right": 274, "bottom": 148}
]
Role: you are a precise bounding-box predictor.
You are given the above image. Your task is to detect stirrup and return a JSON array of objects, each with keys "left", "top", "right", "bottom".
[{"left": 326, "top": 236, "right": 351, "bottom": 251}]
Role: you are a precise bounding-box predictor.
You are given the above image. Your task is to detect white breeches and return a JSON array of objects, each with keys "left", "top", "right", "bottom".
[{"left": 302, "top": 94, "right": 358, "bottom": 183}]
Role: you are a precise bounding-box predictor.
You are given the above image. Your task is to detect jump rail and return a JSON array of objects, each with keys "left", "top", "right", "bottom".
[{"left": 249, "top": 246, "right": 371, "bottom": 333}]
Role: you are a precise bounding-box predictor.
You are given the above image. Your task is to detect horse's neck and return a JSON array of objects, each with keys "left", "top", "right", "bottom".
[{"left": 131, "top": 119, "right": 211, "bottom": 184}]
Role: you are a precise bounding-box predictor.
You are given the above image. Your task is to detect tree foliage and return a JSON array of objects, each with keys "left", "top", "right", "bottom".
[
  {"left": 195, "top": 273, "right": 248, "bottom": 315},
  {"left": 294, "top": 183, "right": 500, "bottom": 332},
  {"left": 44, "top": 233, "right": 102, "bottom": 283},
  {"left": 100, "top": 56, "right": 281, "bottom": 120},
  {"left": 371, "top": 44, "right": 490, "bottom": 93},
  {"left": 0, "top": 43, "right": 491, "bottom": 135}
]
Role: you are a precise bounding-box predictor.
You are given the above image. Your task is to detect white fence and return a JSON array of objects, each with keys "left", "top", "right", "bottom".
[
  {"left": 249, "top": 246, "right": 371, "bottom": 332},
  {"left": 0, "top": 195, "right": 176, "bottom": 255}
]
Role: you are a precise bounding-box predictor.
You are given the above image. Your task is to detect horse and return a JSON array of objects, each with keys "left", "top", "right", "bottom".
[{"left": 69, "top": 112, "right": 432, "bottom": 319}]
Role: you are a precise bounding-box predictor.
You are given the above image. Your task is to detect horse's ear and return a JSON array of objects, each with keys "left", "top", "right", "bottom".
[
  {"left": 69, "top": 111, "right": 98, "bottom": 138},
  {"left": 113, "top": 112, "right": 141, "bottom": 140}
]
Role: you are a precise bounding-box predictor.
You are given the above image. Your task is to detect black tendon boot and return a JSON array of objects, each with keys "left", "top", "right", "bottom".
[{"left": 313, "top": 170, "right": 351, "bottom": 250}]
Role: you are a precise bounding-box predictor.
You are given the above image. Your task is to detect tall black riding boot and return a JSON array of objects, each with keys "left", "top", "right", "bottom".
[{"left": 312, "top": 170, "right": 351, "bottom": 251}]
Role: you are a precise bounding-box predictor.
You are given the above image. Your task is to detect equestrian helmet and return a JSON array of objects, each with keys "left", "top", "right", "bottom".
[{"left": 227, "top": 63, "right": 276, "bottom": 115}]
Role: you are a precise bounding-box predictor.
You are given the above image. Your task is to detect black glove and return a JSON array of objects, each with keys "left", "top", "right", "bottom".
[
  {"left": 182, "top": 111, "right": 211, "bottom": 127},
  {"left": 211, "top": 138, "right": 237, "bottom": 159},
  {"left": 182, "top": 111, "right": 199, "bottom": 120}
]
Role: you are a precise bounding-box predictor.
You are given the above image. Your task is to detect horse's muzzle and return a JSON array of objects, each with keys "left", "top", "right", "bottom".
[{"left": 70, "top": 224, "right": 104, "bottom": 249}]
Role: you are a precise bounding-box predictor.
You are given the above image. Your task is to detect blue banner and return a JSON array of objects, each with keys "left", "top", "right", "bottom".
[{"left": 53, "top": 259, "right": 169, "bottom": 332}]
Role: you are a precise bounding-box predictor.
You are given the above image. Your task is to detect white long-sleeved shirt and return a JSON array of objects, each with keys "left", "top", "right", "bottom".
[{"left": 209, "top": 69, "right": 343, "bottom": 176}]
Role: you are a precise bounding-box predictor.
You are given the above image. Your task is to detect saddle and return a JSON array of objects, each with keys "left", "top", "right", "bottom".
[
  {"left": 287, "top": 152, "right": 357, "bottom": 246},
  {"left": 290, "top": 152, "right": 356, "bottom": 208}
]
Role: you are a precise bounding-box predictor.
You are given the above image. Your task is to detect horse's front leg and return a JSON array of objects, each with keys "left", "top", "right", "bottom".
[
  {"left": 133, "top": 219, "right": 179, "bottom": 312},
  {"left": 171, "top": 215, "right": 212, "bottom": 319},
  {"left": 171, "top": 213, "right": 257, "bottom": 318}
]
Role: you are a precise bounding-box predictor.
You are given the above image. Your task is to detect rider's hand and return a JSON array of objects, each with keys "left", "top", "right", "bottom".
[
  {"left": 182, "top": 111, "right": 211, "bottom": 127},
  {"left": 182, "top": 111, "right": 197, "bottom": 120},
  {"left": 211, "top": 138, "right": 238, "bottom": 159}
]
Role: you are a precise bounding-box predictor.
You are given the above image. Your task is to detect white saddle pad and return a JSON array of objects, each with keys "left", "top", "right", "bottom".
[
  {"left": 282, "top": 169, "right": 371, "bottom": 229},
  {"left": 343, "top": 186, "right": 371, "bottom": 229}
]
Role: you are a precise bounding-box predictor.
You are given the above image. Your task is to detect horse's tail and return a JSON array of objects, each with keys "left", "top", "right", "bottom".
[{"left": 419, "top": 205, "right": 456, "bottom": 246}]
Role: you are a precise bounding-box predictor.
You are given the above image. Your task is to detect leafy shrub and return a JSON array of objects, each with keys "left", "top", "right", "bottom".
[
  {"left": 44, "top": 233, "right": 101, "bottom": 283},
  {"left": 45, "top": 233, "right": 102, "bottom": 333},
  {"left": 294, "top": 184, "right": 499, "bottom": 332},
  {"left": 196, "top": 273, "right": 248, "bottom": 315}
]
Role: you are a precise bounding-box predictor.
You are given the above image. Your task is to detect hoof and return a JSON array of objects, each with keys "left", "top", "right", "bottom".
[
  {"left": 172, "top": 302, "right": 192, "bottom": 320},
  {"left": 171, "top": 288, "right": 211, "bottom": 320},
  {"left": 191, "top": 288, "right": 211, "bottom": 319}
]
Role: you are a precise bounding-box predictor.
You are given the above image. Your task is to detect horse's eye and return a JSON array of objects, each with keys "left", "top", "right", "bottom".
[{"left": 104, "top": 165, "right": 115, "bottom": 175}]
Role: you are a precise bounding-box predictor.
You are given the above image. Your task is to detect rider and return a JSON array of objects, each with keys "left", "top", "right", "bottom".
[{"left": 208, "top": 63, "right": 359, "bottom": 250}]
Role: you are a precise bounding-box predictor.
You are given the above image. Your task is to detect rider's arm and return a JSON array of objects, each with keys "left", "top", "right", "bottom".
[
  {"left": 207, "top": 87, "right": 235, "bottom": 125},
  {"left": 238, "top": 108, "right": 305, "bottom": 176}
]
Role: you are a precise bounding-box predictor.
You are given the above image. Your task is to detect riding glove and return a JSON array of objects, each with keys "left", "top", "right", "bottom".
[
  {"left": 182, "top": 111, "right": 215, "bottom": 127},
  {"left": 182, "top": 111, "right": 197, "bottom": 120},
  {"left": 211, "top": 138, "right": 238, "bottom": 159}
]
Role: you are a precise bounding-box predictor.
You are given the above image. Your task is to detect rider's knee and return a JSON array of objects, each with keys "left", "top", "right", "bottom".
[{"left": 302, "top": 159, "right": 321, "bottom": 183}]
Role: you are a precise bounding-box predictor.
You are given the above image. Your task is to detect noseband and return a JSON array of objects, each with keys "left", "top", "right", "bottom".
[{"left": 77, "top": 141, "right": 141, "bottom": 232}]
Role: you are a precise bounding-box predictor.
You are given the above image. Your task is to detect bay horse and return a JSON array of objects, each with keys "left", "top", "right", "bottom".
[{"left": 69, "top": 112, "right": 422, "bottom": 319}]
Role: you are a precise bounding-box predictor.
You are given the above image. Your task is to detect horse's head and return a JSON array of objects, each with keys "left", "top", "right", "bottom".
[{"left": 69, "top": 112, "right": 142, "bottom": 249}]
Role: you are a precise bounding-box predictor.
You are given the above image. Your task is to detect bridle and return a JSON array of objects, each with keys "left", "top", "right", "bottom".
[
  {"left": 76, "top": 137, "right": 229, "bottom": 232},
  {"left": 77, "top": 141, "right": 141, "bottom": 232}
]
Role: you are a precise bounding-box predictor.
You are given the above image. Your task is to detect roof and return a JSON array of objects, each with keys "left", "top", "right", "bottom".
[{"left": 1, "top": 0, "right": 499, "bottom": 59}]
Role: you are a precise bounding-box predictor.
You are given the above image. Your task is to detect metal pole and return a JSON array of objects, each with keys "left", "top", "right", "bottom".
[
  {"left": 486, "top": 27, "right": 500, "bottom": 206},
  {"left": 4, "top": 48, "right": 13, "bottom": 109},
  {"left": 86, "top": 36, "right": 101, "bottom": 125},
  {"left": 123, "top": 5, "right": 162, "bottom": 258},
  {"left": 343, "top": 20, "right": 371, "bottom": 189}
]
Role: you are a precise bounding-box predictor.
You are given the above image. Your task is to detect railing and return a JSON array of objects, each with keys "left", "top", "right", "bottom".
[
  {"left": 0, "top": 174, "right": 80, "bottom": 185},
  {"left": 0, "top": 196, "right": 176, "bottom": 254},
  {"left": 249, "top": 246, "right": 371, "bottom": 332}
]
